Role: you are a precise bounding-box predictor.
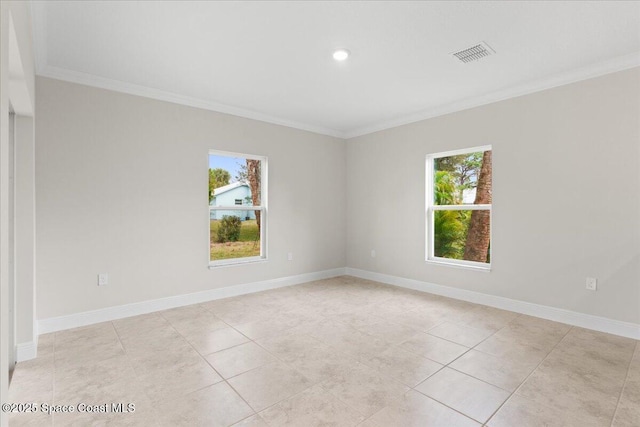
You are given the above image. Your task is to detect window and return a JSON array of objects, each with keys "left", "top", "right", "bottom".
[
  {"left": 426, "top": 146, "right": 492, "bottom": 269},
  {"left": 209, "top": 150, "right": 267, "bottom": 266}
]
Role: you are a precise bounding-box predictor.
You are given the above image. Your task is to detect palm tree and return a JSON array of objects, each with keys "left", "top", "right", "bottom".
[
  {"left": 245, "top": 159, "right": 261, "bottom": 232},
  {"left": 463, "top": 151, "right": 492, "bottom": 262}
]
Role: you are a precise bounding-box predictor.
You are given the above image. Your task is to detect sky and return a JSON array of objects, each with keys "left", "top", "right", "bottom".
[{"left": 209, "top": 155, "right": 245, "bottom": 182}]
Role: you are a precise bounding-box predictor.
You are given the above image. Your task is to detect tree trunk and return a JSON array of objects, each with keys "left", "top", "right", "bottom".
[
  {"left": 246, "top": 159, "right": 261, "bottom": 233},
  {"left": 464, "top": 151, "right": 492, "bottom": 262}
]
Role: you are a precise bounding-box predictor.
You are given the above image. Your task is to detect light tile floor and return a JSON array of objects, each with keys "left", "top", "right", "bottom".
[{"left": 7, "top": 276, "right": 640, "bottom": 426}]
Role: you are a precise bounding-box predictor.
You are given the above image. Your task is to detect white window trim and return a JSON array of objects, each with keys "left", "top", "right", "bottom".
[
  {"left": 208, "top": 150, "right": 268, "bottom": 268},
  {"left": 425, "top": 145, "right": 492, "bottom": 271}
]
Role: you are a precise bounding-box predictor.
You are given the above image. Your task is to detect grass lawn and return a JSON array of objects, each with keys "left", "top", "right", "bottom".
[{"left": 210, "top": 219, "right": 260, "bottom": 260}]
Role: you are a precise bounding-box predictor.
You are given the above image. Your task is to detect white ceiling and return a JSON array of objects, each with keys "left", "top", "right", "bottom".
[{"left": 32, "top": 1, "right": 640, "bottom": 138}]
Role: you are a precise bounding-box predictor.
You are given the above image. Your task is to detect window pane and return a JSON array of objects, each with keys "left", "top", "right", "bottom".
[
  {"left": 433, "top": 209, "right": 490, "bottom": 263},
  {"left": 209, "top": 155, "right": 262, "bottom": 207},
  {"left": 210, "top": 215, "right": 261, "bottom": 261},
  {"left": 209, "top": 152, "right": 265, "bottom": 264},
  {"left": 434, "top": 150, "right": 492, "bottom": 205},
  {"left": 210, "top": 208, "right": 257, "bottom": 221}
]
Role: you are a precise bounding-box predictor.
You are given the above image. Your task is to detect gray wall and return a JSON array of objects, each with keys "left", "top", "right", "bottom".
[
  {"left": 35, "top": 77, "right": 346, "bottom": 319},
  {"left": 35, "top": 68, "right": 639, "bottom": 328},
  {"left": 346, "top": 67, "right": 640, "bottom": 324}
]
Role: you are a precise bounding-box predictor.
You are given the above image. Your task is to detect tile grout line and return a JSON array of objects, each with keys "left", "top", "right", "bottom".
[
  {"left": 421, "top": 313, "right": 532, "bottom": 389},
  {"left": 154, "top": 310, "right": 259, "bottom": 414},
  {"left": 330, "top": 311, "right": 507, "bottom": 425},
  {"left": 108, "top": 320, "right": 159, "bottom": 426},
  {"left": 20, "top": 277, "right": 639, "bottom": 426},
  {"left": 219, "top": 378, "right": 261, "bottom": 420},
  {"left": 608, "top": 340, "right": 638, "bottom": 427},
  {"left": 407, "top": 331, "right": 503, "bottom": 425},
  {"left": 199, "top": 293, "right": 339, "bottom": 422},
  {"left": 302, "top": 290, "right": 515, "bottom": 424},
  {"left": 206, "top": 322, "right": 326, "bottom": 421},
  {"left": 407, "top": 321, "right": 573, "bottom": 426},
  {"left": 407, "top": 384, "right": 486, "bottom": 425},
  {"left": 221, "top": 348, "right": 319, "bottom": 423},
  {"left": 482, "top": 324, "right": 575, "bottom": 426},
  {"left": 114, "top": 310, "right": 236, "bottom": 423},
  {"left": 378, "top": 305, "right": 518, "bottom": 365},
  {"left": 243, "top": 311, "right": 423, "bottom": 425}
]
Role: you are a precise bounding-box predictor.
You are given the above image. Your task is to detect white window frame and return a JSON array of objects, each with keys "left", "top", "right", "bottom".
[
  {"left": 208, "top": 150, "right": 268, "bottom": 267},
  {"left": 426, "top": 145, "right": 492, "bottom": 271}
]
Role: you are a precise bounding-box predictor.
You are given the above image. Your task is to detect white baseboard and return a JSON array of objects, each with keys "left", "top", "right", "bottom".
[
  {"left": 39, "top": 267, "right": 346, "bottom": 334},
  {"left": 346, "top": 267, "right": 640, "bottom": 340},
  {"left": 36, "top": 266, "right": 639, "bottom": 343},
  {"left": 16, "top": 340, "right": 38, "bottom": 362}
]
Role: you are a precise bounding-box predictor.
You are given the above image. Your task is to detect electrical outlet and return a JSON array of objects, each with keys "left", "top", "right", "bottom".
[
  {"left": 98, "top": 273, "right": 108, "bottom": 286},
  {"left": 371, "top": 250, "right": 376, "bottom": 258},
  {"left": 586, "top": 277, "right": 597, "bottom": 291},
  {"left": 287, "top": 252, "right": 293, "bottom": 261}
]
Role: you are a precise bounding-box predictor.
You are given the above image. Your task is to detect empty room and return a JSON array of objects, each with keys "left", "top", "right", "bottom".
[{"left": 1, "top": 1, "right": 639, "bottom": 426}]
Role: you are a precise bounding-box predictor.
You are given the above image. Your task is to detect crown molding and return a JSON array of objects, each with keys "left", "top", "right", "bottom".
[
  {"left": 39, "top": 52, "right": 638, "bottom": 141},
  {"left": 37, "top": 65, "right": 346, "bottom": 139},
  {"left": 31, "top": 0, "right": 639, "bottom": 141},
  {"left": 344, "top": 52, "right": 640, "bottom": 139},
  {"left": 31, "top": 2, "right": 345, "bottom": 138}
]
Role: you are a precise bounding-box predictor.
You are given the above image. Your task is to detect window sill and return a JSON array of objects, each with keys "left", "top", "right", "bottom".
[
  {"left": 426, "top": 258, "right": 491, "bottom": 272},
  {"left": 208, "top": 257, "right": 268, "bottom": 269}
]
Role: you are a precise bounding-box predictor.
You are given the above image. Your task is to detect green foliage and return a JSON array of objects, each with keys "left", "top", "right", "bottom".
[
  {"left": 434, "top": 171, "right": 459, "bottom": 205},
  {"left": 433, "top": 171, "right": 468, "bottom": 258},
  {"left": 210, "top": 220, "right": 259, "bottom": 243},
  {"left": 209, "top": 168, "right": 231, "bottom": 203},
  {"left": 432, "top": 153, "right": 488, "bottom": 260},
  {"left": 434, "top": 210, "right": 467, "bottom": 259},
  {"left": 210, "top": 220, "right": 260, "bottom": 260},
  {"left": 434, "top": 152, "right": 483, "bottom": 200},
  {"left": 216, "top": 215, "right": 241, "bottom": 243}
]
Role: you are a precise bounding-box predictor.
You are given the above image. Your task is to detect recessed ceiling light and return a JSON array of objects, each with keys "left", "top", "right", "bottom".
[{"left": 333, "top": 48, "right": 350, "bottom": 61}]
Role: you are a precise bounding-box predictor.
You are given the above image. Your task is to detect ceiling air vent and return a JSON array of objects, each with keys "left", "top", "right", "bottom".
[{"left": 452, "top": 42, "right": 495, "bottom": 63}]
